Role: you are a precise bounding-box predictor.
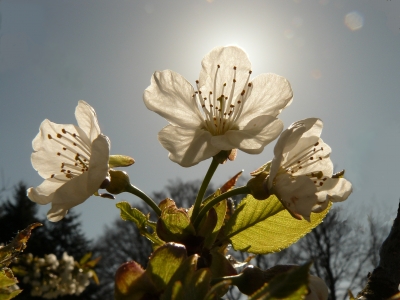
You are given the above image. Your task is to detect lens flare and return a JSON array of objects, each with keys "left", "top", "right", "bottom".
[{"left": 344, "top": 11, "right": 364, "bottom": 31}]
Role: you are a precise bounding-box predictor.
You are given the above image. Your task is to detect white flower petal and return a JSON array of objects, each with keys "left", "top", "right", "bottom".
[
  {"left": 236, "top": 73, "right": 293, "bottom": 127},
  {"left": 273, "top": 174, "right": 318, "bottom": 221},
  {"left": 210, "top": 116, "right": 283, "bottom": 152},
  {"left": 27, "top": 179, "right": 64, "bottom": 204},
  {"left": 47, "top": 172, "right": 93, "bottom": 222},
  {"left": 47, "top": 206, "right": 69, "bottom": 222},
  {"left": 284, "top": 139, "right": 332, "bottom": 177},
  {"left": 158, "top": 125, "right": 220, "bottom": 167},
  {"left": 87, "top": 134, "right": 110, "bottom": 191},
  {"left": 306, "top": 276, "right": 329, "bottom": 300},
  {"left": 316, "top": 178, "right": 353, "bottom": 203},
  {"left": 31, "top": 120, "right": 88, "bottom": 179},
  {"left": 269, "top": 119, "right": 328, "bottom": 186},
  {"left": 28, "top": 101, "right": 110, "bottom": 221},
  {"left": 311, "top": 200, "right": 330, "bottom": 213},
  {"left": 267, "top": 118, "right": 352, "bottom": 219},
  {"left": 269, "top": 120, "right": 312, "bottom": 183},
  {"left": 145, "top": 46, "right": 292, "bottom": 166},
  {"left": 227, "top": 116, "right": 283, "bottom": 154},
  {"left": 75, "top": 100, "right": 101, "bottom": 142},
  {"left": 143, "top": 70, "right": 203, "bottom": 128},
  {"left": 199, "top": 46, "right": 251, "bottom": 103},
  {"left": 276, "top": 118, "right": 323, "bottom": 159}
]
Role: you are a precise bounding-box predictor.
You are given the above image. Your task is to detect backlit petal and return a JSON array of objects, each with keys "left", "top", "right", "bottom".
[
  {"left": 87, "top": 134, "right": 110, "bottom": 191},
  {"left": 236, "top": 74, "right": 293, "bottom": 127},
  {"left": 316, "top": 178, "right": 352, "bottom": 203},
  {"left": 226, "top": 116, "right": 283, "bottom": 154},
  {"left": 144, "top": 70, "right": 202, "bottom": 128},
  {"left": 199, "top": 46, "right": 251, "bottom": 104},
  {"left": 273, "top": 174, "right": 318, "bottom": 221},
  {"left": 158, "top": 125, "right": 220, "bottom": 167},
  {"left": 75, "top": 100, "right": 101, "bottom": 142},
  {"left": 27, "top": 179, "right": 64, "bottom": 204}
]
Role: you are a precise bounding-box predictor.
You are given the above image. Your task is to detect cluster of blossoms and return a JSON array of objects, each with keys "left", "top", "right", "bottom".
[
  {"left": 144, "top": 46, "right": 352, "bottom": 220},
  {"left": 15, "top": 252, "right": 94, "bottom": 299},
  {"left": 25, "top": 45, "right": 353, "bottom": 300}
]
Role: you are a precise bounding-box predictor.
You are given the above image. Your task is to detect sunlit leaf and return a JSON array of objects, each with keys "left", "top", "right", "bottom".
[
  {"left": 203, "top": 200, "right": 227, "bottom": 249},
  {"left": 116, "top": 201, "right": 164, "bottom": 249},
  {"left": 157, "top": 200, "right": 196, "bottom": 243},
  {"left": 79, "top": 252, "right": 92, "bottom": 265},
  {"left": 247, "top": 263, "right": 310, "bottom": 300},
  {"left": 223, "top": 195, "right": 331, "bottom": 254},
  {"left": 209, "top": 249, "right": 237, "bottom": 279},
  {"left": 348, "top": 290, "right": 356, "bottom": 300},
  {"left": 0, "top": 223, "right": 42, "bottom": 268},
  {"left": 162, "top": 255, "right": 211, "bottom": 300},
  {"left": 145, "top": 243, "right": 187, "bottom": 292},
  {"left": 0, "top": 268, "right": 22, "bottom": 300},
  {"left": 204, "top": 280, "right": 232, "bottom": 300}
]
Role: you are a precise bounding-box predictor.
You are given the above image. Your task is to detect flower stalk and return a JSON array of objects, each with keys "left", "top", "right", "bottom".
[
  {"left": 190, "top": 157, "right": 220, "bottom": 223},
  {"left": 125, "top": 184, "right": 161, "bottom": 217}
]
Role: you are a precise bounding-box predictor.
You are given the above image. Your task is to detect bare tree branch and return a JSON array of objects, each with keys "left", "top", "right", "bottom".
[{"left": 357, "top": 201, "right": 400, "bottom": 299}]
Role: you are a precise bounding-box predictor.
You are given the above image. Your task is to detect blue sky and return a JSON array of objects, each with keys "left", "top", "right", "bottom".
[{"left": 1, "top": 0, "right": 399, "bottom": 239}]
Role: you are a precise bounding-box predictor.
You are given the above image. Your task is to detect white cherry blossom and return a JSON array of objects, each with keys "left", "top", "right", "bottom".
[
  {"left": 306, "top": 275, "right": 329, "bottom": 300},
  {"left": 268, "top": 118, "right": 352, "bottom": 221},
  {"left": 27, "top": 101, "right": 110, "bottom": 221},
  {"left": 144, "top": 46, "right": 293, "bottom": 167}
]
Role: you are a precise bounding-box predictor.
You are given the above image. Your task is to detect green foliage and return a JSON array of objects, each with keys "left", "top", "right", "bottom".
[
  {"left": 116, "top": 201, "right": 164, "bottom": 248},
  {"left": 161, "top": 255, "right": 211, "bottom": 300},
  {"left": 0, "top": 223, "right": 42, "bottom": 300},
  {"left": 0, "top": 268, "right": 21, "bottom": 300},
  {"left": 0, "top": 223, "right": 42, "bottom": 269},
  {"left": 247, "top": 263, "right": 311, "bottom": 299},
  {"left": 223, "top": 194, "right": 331, "bottom": 254},
  {"left": 146, "top": 243, "right": 188, "bottom": 292},
  {"left": 157, "top": 199, "right": 196, "bottom": 243}
]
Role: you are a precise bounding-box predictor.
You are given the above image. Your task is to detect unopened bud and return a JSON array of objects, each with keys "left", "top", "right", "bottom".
[
  {"left": 106, "top": 170, "right": 130, "bottom": 194},
  {"left": 247, "top": 172, "right": 270, "bottom": 200},
  {"left": 114, "top": 261, "right": 153, "bottom": 300},
  {"left": 109, "top": 155, "right": 135, "bottom": 168}
]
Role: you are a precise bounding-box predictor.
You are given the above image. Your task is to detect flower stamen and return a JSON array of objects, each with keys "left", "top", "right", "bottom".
[
  {"left": 48, "top": 130, "right": 92, "bottom": 180},
  {"left": 196, "top": 66, "right": 253, "bottom": 136}
]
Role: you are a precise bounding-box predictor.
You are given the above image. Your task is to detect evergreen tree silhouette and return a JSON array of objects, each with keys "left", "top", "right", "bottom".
[{"left": 0, "top": 182, "right": 98, "bottom": 299}]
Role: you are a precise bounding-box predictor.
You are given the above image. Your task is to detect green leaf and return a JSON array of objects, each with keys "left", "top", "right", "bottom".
[
  {"left": 223, "top": 195, "right": 331, "bottom": 254},
  {"left": 209, "top": 249, "right": 237, "bottom": 279},
  {"left": 0, "top": 268, "right": 22, "bottom": 300},
  {"left": 116, "top": 201, "right": 164, "bottom": 249},
  {"left": 197, "top": 208, "right": 218, "bottom": 239},
  {"left": 0, "top": 223, "right": 42, "bottom": 268},
  {"left": 232, "top": 265, "right": 296, "bottom": 295},
  {"left": 109, "top": 155, "right": 135, "bottom": 168},
  {"left": 145, "top": 243, "right": 187, "bottom": 292},
  {"left": 204, "top": 280, "right": 232, "bottom": 300},
  {"left": 162, "top": 255, "right": 212, "bottom": 300},
  {"left": 79, "top": 252, "right": 93, "bottom": 265},
  {"left": 204, "top": 200, "right": 227, "bottom": 249},
  {"left": 247, "top": 263, "right": 311, "bottom": 300},
  {"left": 157, "top": 200, "right": 196, "bottom": 243}
]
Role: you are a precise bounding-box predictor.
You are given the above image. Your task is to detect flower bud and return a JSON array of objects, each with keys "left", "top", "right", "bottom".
[
  {"left": 106, "top": 170, "right": 131, "bottom": 194},
  {"left": 114, "top": 261, "right": 154, "bottom": 300},
  {"left": 108, "top": 155, "right": 135, "bottom": 168},
  {"left": 246, "top": 172, "right": 270, "bottom": 200}
]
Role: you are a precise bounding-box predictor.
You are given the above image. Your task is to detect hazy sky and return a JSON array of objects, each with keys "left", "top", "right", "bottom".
[{"left": 1, "top": 0, "right": 399, "bottom": 240}]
